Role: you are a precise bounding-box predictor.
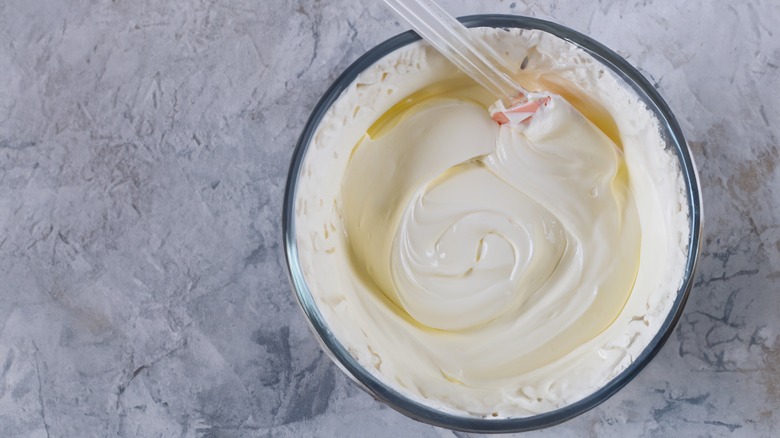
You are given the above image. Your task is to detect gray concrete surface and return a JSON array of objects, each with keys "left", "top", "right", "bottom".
[{"left": 0, "top": 0, "right": 778, "bottom": 436}]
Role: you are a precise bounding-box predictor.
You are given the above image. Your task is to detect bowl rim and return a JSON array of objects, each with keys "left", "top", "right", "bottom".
[{"left": 282, "top": 14, "right": 702, "bottom": 433}]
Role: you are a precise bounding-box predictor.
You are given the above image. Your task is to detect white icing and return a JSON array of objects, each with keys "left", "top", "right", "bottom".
[{"left": 293, "top": 27, "right": 689, "bottom": 418}]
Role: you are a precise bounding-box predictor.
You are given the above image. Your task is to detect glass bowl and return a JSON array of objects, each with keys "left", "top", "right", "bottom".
[{"left": 282, "top": 14, "right": 702, "bottom": 433}]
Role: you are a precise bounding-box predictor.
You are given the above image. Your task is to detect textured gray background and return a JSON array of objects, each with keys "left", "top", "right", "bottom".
[{"left": 0, "top": 0, "right": 778, "bottom": 436}]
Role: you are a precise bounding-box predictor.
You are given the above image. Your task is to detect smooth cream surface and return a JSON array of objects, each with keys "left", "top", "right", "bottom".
[
  {"left": 294, "top": 28, "right": 689, "bottom": 417},
  {"left": 343, "top": 92, "right": 640, "bottom": 335}
]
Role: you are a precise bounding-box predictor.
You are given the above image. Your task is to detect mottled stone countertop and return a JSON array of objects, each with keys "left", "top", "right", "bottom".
[{"left": 1, "top": 0, "right": 778, "bottom": 436}]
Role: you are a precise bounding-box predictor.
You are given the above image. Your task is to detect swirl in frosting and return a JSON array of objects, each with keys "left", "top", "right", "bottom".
[{"left": 343, "top": 80, "right": 640, "bottom": 362}]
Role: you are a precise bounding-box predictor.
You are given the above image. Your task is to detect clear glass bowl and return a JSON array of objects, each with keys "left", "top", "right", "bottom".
[{"left": 282, "top": 14, "right": 702, "bottom": 433}]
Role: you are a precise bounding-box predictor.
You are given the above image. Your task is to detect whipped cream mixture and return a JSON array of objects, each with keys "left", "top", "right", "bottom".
[{"left": 294, "top": 28, "right": 689, "bottom": 417}]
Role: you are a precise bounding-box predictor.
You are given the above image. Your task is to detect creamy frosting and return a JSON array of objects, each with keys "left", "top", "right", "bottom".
[
  {"left": 293, "top": 28, "right": 689, "bottom": 417},
  {"left": 343, "top": 91, "right": 640, "bottom": 336}
]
